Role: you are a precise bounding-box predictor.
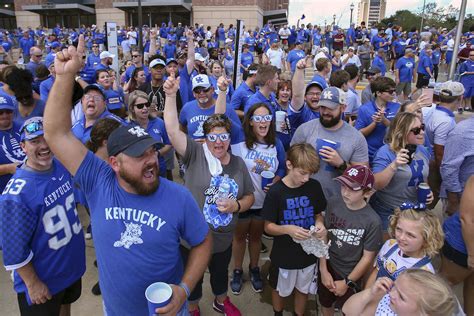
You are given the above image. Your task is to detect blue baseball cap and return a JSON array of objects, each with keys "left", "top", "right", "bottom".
[
  {"left": 306, "top": 80, "right": 324, "bottom": 94},
  {"left": 45, "top": 57, "right": 55, "bottom": 69},
  {"left": 166, "top": 58, "right": 178, "bottom": 65},
  {"left": 83, "top": 83, "right": 106, "bottom": 99},
  {"left": 318, "top": 87, "right": 347, "bottom": 109},
  {"left": 21, "top": 117, "right": 44, "bottom": 141},
  {"left": 51, "top": 41, "right": 61, "bottom": 49},
  {"left": 179, "top": 36, "right": 187, "bottom": 42},
  {"left": 0, "top": 93, "right": 14, "bottom": 111}
]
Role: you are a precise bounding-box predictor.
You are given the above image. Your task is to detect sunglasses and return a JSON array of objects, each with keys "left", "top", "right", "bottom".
[
  {"left": 251, "top": 114, "right": 273, "bottom": 123},
  {"left": 410, "top": 123, "right": 425, "bottom": 135},
  {"left": 92, "top": 45, "right": 98, "bottom": 48},
  {"left": 384, "top": 89, "right": 396, "bottom": 94},
  {"left": 34, "top": 54, "right": 43, "bottom": 57},
  {"left": 135, "top": 102, "right": 150, "bottom": 109},
  {"left": 193, "top": 87, "right": 211, "bottom": 94},
  {"left": 206, "top": 133, "right": 230, "bottom": 142},
  {"left": 22, "top": 121, "right": 43, "bottom": 135},
  {"left": 132, "top": 55, "right": 140, "bottom": 58}
]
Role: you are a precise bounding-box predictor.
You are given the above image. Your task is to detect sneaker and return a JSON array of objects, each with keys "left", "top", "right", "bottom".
[
  {"left": 458, "top": 107, "right": 464, "bottom": 114},
  {"left": 260, "top": 242, "right": 268, "bottom": 253},
  {"left": 213, "top": 298, "right": 241, "bottom": 316},
  {"left": 91, "top": 281, "right": 101, "bottom": 296},
  {"left": 230, "top": 269, "right": 243, "bottom": 295},
  {"left": 249, "top": 266, "right": 263, "bottom": 292},
  {"left": 189, "top": 307, "right": 201, "bottom": 316}
]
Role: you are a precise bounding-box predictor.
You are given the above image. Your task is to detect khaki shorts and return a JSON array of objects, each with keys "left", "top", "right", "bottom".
[{"left": 396, "top": 82, "right": 412, "bottom": 96}]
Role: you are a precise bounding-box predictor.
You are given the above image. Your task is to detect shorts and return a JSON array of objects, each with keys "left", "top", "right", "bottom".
[
  {"left": 317, "top": 263, "right": 358, "bottom": 308},
  {"left": 18, "top": 278, "right": 82, "bottom": 316},
  {"left": 442, "top": 241, "right": 468, "bottom": 269},
  {"left": 416, "top": 74, "right": 430, "bottom": 89},
  {"left": 396, "top": 82, "right": 412, "bottom": 96},
  {"left": 218, "top": 40, "right": 225, "bottom": 49},
  {"left": 238, "top": 207, "right": 263, "bottom": 220},
  {"left": 269, "top": 263, "right": 318, "bottom": 297},
  {"left": 464, "top": 86, "right": 474, "bottom": 98}
]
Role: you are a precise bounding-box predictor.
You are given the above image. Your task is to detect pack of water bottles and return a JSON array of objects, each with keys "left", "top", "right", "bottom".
[{"left": 203, "top": 174, "right": 233, "bottom": 229}]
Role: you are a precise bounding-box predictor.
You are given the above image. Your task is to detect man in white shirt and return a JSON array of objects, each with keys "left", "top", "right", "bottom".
[
  {"left": 127, "top": 27, "right": 138, "bottom": 47},
  {"left": 265, "top": 40, "right": 285, "bottom": 71},
  {"left": 342, "top": 47, "right": 361, "bottom": 69}
]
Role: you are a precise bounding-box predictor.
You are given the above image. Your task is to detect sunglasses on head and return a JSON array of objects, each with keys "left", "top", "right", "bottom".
[
  {"left": 410, "top": 123, "right": 425, "bottom": 135},
  {"left": 135, "top": 102, "right": 150, "bottom": 109},
  {"left": 193, "top": 87, "right": 211, "bottom": 94},
  {"left": 22, "top": 121, "right": 43, "bottom": 135},
  {"left": 251, "top": 114, "right": 273, "bottom": 123},
  {"left": 206, "top": 132, "right": 230, "bottom": 142}
]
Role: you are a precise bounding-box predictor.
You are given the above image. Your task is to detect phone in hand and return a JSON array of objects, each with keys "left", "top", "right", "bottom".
[{"left": 405, "top": 144, "right": 417, "bottom": 164}]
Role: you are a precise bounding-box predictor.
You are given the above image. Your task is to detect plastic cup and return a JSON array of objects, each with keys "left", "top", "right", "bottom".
[
  {"left": 261, "top": 170, "right": 275, "bottom": 190},
  {"left": 421, "top": 88, "right": 434, "bottom": 105},
  {"left": 275, "top": 111, "right": 286, "bottom": 132},
  {"left": 145, "top": 282, "right": 173, "bottom": 316},
  {"left": 316, "top": 138, "right": 338, "bottom": 159},
  {"left": 417, "top": 182, "right": 431, "bottom": 204}
]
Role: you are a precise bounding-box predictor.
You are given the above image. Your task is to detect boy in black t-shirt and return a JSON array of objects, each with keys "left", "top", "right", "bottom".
[
  {"left": 319, "top": 165, "right": 383, "bottom": 316},
  {"left": 263, "top": 144, "right": 327, "bottom": 316}
]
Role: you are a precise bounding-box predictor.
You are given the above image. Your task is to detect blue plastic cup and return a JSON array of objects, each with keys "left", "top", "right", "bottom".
[
  {"left": 261, "top": 170, "right": 275, "bottom": 190},
  {"left": 417, "top": 182, "right": 431, "bottom": 204},
  {"left": 316, "top": 138, "right": 338, "bottom": 159},
  {"left": 145, "top": 282, "right": 173, "bottom": 316}
]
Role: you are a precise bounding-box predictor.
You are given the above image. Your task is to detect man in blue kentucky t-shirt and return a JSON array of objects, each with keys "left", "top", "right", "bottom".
[
  {"left": 43, "top": 36, "right": 212, "bottom": 316},
  {"left": 0, "top": 117, "right": 86, "bottom": 315}
]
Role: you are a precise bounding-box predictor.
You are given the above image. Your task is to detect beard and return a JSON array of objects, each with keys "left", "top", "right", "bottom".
[
  {"left": 119, "top": 162, "right": 160, "bottom": 195},
  {"left": 319, "top": 113, "right": 341, "bottom": 128}
]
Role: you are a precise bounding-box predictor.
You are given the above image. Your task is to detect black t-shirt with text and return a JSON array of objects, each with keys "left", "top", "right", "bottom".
[{"left": 262, "top": 179, "right": 327, "bottom": 269}]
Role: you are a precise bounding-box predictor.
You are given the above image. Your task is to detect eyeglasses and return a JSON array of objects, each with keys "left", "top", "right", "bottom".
[
  {"left": 306, "top": 92, "right": 322, "bottom": 97},
  {"left": 135, "top": 102, "right": 150, "bottom": 109},
  {"left": 22, "top": 121, "right": 43, "bottom": 135},
  {"left": 384, "top": 89, "right": 396, "bottom": 94},
  {"left": 84, "top": 95, "right": 104, "bottom": 102},
  {"left": 410, "top": 123, "right": 425, "bottom": 135},
  {"left": 193, "top": 87, "right": 211, "bottom": 94},
  {"left": 251, "top": 114, "right": 273, "bottom": 123},
  {"left": 206, "top": 132, "right": 230, "bottom": 142}
]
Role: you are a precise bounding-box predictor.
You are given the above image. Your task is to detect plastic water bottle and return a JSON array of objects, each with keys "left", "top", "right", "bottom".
[{"left": 217, "top": 174, "right": 230, "bottom": 202}]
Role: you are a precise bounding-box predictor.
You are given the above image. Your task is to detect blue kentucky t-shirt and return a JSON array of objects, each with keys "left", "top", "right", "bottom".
[{"left": 74, "top": 151, "right": 209, "bottom": 316}]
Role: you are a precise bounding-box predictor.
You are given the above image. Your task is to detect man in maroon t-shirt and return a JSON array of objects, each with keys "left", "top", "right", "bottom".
[{"left": 333, "top": 28, "right": 345, "bottom": 51}]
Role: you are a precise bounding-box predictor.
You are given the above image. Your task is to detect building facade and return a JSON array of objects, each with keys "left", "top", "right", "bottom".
[
  {"left": 1, "top": 0, "right": 288, "bottom": 31},
  {"left": 357, "top": 0, "right": 386, "bottom": 26}
]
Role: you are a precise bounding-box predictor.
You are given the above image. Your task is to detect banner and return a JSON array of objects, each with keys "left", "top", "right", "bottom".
[
  {"left": 232, "top": 19, "right": 244, "bottom": 88},
  {"left": 105, "top": 22, "right": 119, "bottom": 74}
]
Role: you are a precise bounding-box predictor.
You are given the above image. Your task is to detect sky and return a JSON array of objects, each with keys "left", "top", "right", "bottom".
[{"left": 288, "top": 0, "right": 474, "bottom": 28}]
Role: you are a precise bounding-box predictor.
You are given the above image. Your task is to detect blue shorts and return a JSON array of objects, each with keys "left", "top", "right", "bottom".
[{"left": 463, "top": 86, "right": 474, "bottom": 98}]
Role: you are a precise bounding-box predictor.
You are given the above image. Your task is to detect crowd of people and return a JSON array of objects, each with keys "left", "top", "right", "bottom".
[{"left": 0, "top": 17, "right": 473, "bottom": 316}]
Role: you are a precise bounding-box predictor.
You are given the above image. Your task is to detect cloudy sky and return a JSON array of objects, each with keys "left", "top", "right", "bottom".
[{"left": 288, "top": 0, "right": 474, "bottom": 27}]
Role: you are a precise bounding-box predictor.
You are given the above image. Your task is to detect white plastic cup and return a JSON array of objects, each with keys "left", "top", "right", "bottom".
[{"left": 275, "top": 111, "right": 286, "bottom": 132}]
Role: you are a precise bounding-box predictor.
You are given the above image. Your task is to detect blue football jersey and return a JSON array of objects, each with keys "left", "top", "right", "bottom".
[
  {"left": 0, "top": 160, "right": 86, "bottom": 303},
  {"left": 0, "top": 122, "right": 26, "bottom": 191}
]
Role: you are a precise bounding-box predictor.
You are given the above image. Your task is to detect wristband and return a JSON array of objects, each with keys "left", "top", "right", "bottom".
[
  {"left": 179, "top": 282, "right": 190, "bottom": 298},
  {"left": 236, "top": 200, "right": 241, "bottom": 213}
]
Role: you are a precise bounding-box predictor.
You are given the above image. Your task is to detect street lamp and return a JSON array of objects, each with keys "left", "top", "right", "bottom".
[
  {"left": 350, "top": 3, "right": 355, "bottom": 25},
  {"left": 333, "top": 14, "right": 336, "bottom": 25}
]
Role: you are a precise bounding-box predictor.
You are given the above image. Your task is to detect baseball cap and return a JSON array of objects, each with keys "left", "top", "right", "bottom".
[
  {"left": 194, "top": 53, "right": 206, "bottom": 62},
  {"left": 51, "top": 41, "right": 61, "bottom": 49},
  {"left": 21, "top": 117, "right": 44, "bottom": 141},
  {"left": 305, "top": 80, "right": 324, "bottom": 94},
  {"left": 318, "top": 87, "right": 346, "bottom": 109},
  {"left": 348, "top": 46, "right": 355, "bottom": 51},
  {"left": 100, "top": 51, "right": 115, "bottom": 59},
  {"left": 192, "top": 74, "right": 211, "bottom": 90},
  {"left": 440, "top": 81, "right": 465, "bottom": 97},
  {"left": 433, "top": 82, "right": 443, "bottom": 95},
  {"left": 364, "top": 66, "right": 381, "bottom": 75},
  {"left": 166, "top": 58, "right": 178, "bottom": 65},
  {"left": 321, "top": 47, "right": 329, "bottom": 53},
  {"left": 0, "top": 93, "right": 15, "bottom": 111},
  {"left": 334, "top": 165, "right": 375, "bottom": 191},
  {"left": 107, "top": 125, "right": 158, "bottom": 157},
  {"left": 83, "top": 84, "right": 106, "bottom": 99},
  {"left": 179, "top": 36, "right": 187, "bottom": 42},
  {"left": 46, "top": 58, "right": 55, "bottom": 69},
  {"left": 295, "top": 40, "right": 303, "bottom": 45},
  {"left": 149, "top": 58, "right": 166, "bottom": 68}
]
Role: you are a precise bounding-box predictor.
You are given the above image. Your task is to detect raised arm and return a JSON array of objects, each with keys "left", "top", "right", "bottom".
[
  {"left": 185, "top": 29, "right": 195, "bottom": 75},
  {"left": 149, "top": 27, "right": 158, "bottom": 56},
  {"left": 163, "top": 73, "right": 187, "bottom": 157},
  {"left": 43, "top": 35, "right": 88, "bottom": 176},
  {"left": 291, "top": 59, "right": 307, "bottom": 111},
  {"left": 215, "top": 75, "right": 230, "bottom": 114}
]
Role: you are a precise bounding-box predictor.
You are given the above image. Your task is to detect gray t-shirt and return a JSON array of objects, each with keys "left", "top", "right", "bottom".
[
  {"left": 290, "top": 120, "right": 369, "bottom": 199},
  {"left": 183, "top": 137, "right": 254, "bottom": 253},
  {"left": 325, "top": 197, "right": 383, "bottom": 277},
  {"left": 357, "top": 45, "right": 371, "bottom": 60},
  {"left": 361, "top": 85, "right": 374, "bottom": 105}
]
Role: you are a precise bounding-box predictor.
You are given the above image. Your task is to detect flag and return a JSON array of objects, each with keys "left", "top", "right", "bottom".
[{"left": 301, "top": 14, "right": 306, "bottom": 20}]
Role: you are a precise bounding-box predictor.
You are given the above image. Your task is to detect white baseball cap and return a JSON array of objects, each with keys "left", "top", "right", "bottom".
[
  {"left": 100, "top": 51, "right": 115, "bottom": 59},
  {"left": 192, "top": 75, "right": 211, "bottom": 90},
  {"left": 194, "top": 53, "right": 206, "bottom": 62}
]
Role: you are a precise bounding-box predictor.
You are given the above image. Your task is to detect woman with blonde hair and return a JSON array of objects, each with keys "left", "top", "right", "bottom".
[
  {"left": 343, "top": 269, "right": 461, "bottom": 316},
  {"left": 370, "top": 112, "right": 434, "bottom": 232},
  {"left": 127, "top": 90, "right": 171, "bottom": 178}
]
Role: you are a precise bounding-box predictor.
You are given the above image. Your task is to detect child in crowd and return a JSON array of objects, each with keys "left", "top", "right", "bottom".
[
  {"left": 263, "top": 143, "right": 327, "bottom": 316},
  {"left": 319, "top": 165, "right": 383, "bottom": 316},
  {"left": 366, "top": 204, "right": 444, "bottom": 286}
]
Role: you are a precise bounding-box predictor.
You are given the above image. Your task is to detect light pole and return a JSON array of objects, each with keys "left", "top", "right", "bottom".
[
  {"left": 333, "top": 14, "right": 336, "bottom": 25},
  {"left": 449, "top": 0, "right": 468, "bottom": 80},
  {"left": 350, "top": 3, "right": 355, "bottom": 25}
]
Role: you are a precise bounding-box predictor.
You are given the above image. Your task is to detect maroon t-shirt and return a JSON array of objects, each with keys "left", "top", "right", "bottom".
[{"left": 333, "top": 34, "right": 345, "bottom": 50}]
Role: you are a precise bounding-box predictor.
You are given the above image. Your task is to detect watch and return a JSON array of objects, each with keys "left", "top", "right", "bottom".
[
  {"left": 345, "top": 277, "right": 357, "bottom": 289},
  {"left": 337, "top": 161, "right": 348, "bottom": 172}
]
